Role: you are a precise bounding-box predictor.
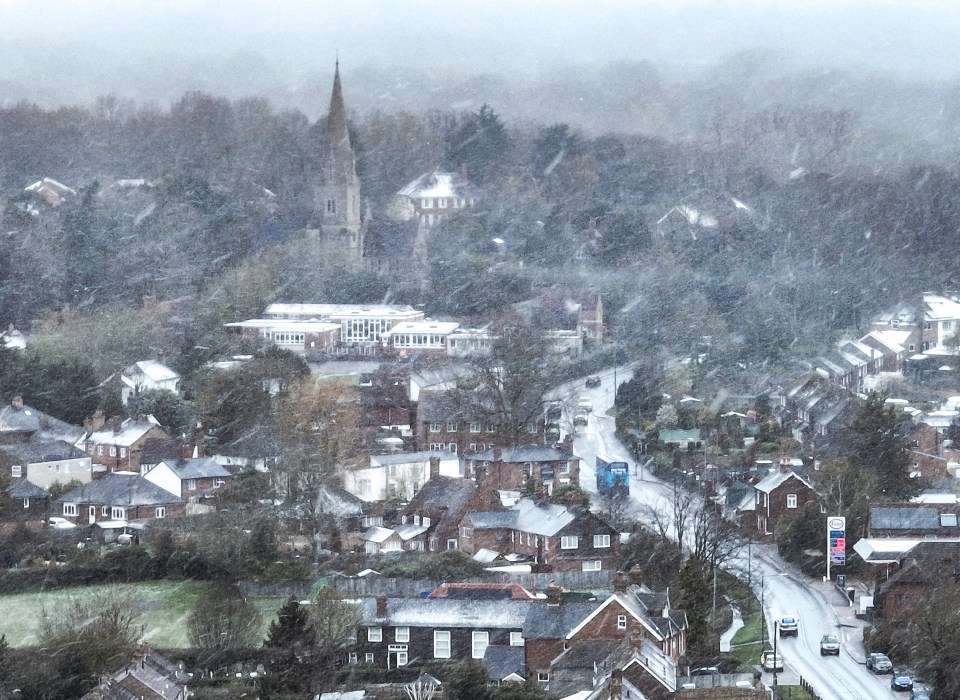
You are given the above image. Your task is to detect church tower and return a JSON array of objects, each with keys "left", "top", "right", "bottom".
[{"left": 313, "top": 61, "right": 364, "bottom": 263}]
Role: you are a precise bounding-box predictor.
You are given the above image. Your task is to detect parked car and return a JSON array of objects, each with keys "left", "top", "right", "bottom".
[
  {"left": 573, "top": 411, "right": 589, "bottom": 426},
  {"left": 48, "top": 517, "right": 77, "bottom": 530},
  {"left": 760, "top": 649, "right": 783, "bottom": 672},
  {"left": 867, "top": 652, "right": 893, "bottom": 674},
  {"left": 819, "top": 634, "right": 840, "bottom": 656},
  {"left": 690, "top": 666, "right": 720, "bottom": 677},
  {"left": 891, "top": 670, "right": 914, "bottom": 692},
  {"left": 910, "top": 689, "right": 931, "bottom": 700},
  {"left": 585, "top": 376, "right": 601, "bottom": 388},
  {"left": 778, "top": 616, "right": 799, "bottom": 637},
  {"left": 577, "top": 396, "right": 593, "bottom": 412}
]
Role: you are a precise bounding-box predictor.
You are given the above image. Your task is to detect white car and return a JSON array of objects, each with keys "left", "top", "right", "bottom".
[
  {"left": 577, "top": 396, "right": 593, "bottom": 412},
  {"left": 48, "top": 517, "right": 77, "bottom": 530}
]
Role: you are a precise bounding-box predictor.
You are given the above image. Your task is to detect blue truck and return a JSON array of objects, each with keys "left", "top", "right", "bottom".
[{"left": 596, "top": 453, "right": 630, "bottom": 496}]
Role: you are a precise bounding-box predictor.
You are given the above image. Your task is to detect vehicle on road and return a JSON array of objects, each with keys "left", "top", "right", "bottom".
[
  {"left": 778, "top": 616, "right": 798, "bottom": 637},
  {"left": 585, "top": 376, "right": 601, "bottom": 388},
  {"left": 866, "top": 652, "right": 893, "bottom": 674},
  {"left": 689, "top": 666, "right": 720, "bottom": 677},
  {"left": 760, "top": 649, "right": 783, "bottom": 672},
  {"left": 596, "top": 453, "right": 630, "bottom": 496},
  {"left": 573, "top": 411, "right": 588, "bottom": 426},
  {"left": 891, "top": 670, "right": 914, "bottom": 692},
  {"left": 819, "top": 634, "right": 840, "bottom": 655},
  {"left": 909, "top": 689, "right": 930, "bottom": 700},
  {"left": 577, "top": 396, "right": 593, "bottom": 412}
]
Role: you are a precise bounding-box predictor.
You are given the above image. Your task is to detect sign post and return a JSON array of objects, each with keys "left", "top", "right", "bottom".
[{"left": 826, "top": 516, "right": 846, "bottom": 583}]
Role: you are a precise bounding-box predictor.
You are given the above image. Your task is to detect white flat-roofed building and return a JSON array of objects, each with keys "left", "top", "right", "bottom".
[
  {"left": 447, "top": 328, "right": 494, "bottom": 357},
  {"left": 224, "top": 318, "right": 341, "bottom": 353},
  {"left": 381, "top": 321, "right": 461, "bottom": 355},
  {"left": 263, "top": 303, "right": 425, "bottom": 345}
]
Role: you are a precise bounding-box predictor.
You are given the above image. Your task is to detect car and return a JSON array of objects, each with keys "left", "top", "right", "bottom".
[
  {"left": 573, "top": 411, "right": 588, "bottom": 426},
  {"left": 891, "top": 670, "right": 914, "bottom": 692},
  {"left": 910, "top": 689, "right": 931, "bottom": 700},
  {"left": 577, "top": 396, "right": 593, "bottom": 412},
  {"left": 585, "top": 376, "right": 601, "bottom": 388},
  {"left": 867, "top": 652, "right": 893, "bottom": 674},
  {"left": 48, "top": 517, "right": 77, "bottom": 530},
  {"left": 778, "top": 616, "right": 798, "bottom": 637},
  {"left": 819, "top": 634, "right": 840, "bottom": 655},
  {"left": 760, "top": 649, "right": 783, "bottom": 672}
]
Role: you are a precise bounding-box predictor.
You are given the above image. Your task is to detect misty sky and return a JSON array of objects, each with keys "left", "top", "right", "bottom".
[{"left": 2, "top": 0, "right": 960, "bottom": 110}]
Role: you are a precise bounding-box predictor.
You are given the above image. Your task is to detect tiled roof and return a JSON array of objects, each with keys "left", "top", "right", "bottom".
[
  {"left": 8, "top": 478, "right": 49, "bottom": 499},
  {"left": 155, "top": 457, "right": 232, "bottom": 480},
  {"left": 360, "top": 597, "right": 531, "bottom": 628},
  {"left": 480, "top": 645, "right": 525, "bottom": 680},
  {"left": 469, "top": 498, "right": 576, "bottom": 537},
  {"left": 871, "top": 505, "right": 942, "bottom": 530},
  {"left": 55, "top": 472, "right": 182, "bottom": 508},
  {"left": 428, "top": 582, "right": 537, "bottom": 600},
  {"left": 0, "top": 439, "right": 87, "bottom": 463},
  {"left": 522, "top": 601, "right": 602, "bottom": 639},
  {"left": 472, "top": 446, "right": 576, "bottom": 463}
]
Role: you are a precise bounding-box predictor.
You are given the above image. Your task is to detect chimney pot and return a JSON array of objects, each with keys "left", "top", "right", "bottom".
[
  {"left": 11, "top": 395, "right": 23, "bottom": 409},
  {"left": 376, "top": 595, "right": 388, "bottom": 617},
  {"left": 429, "top": 455, "right": 440, "bottom": 479}
]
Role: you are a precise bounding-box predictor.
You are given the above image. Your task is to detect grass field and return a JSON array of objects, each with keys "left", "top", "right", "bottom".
[{"left": 0, "top": 581, "right": 288, "bottom": 648}]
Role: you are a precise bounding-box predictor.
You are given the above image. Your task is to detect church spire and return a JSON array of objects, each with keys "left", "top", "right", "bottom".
[{"left": 325, "top": 60, "right": 352, "bottom": 164}]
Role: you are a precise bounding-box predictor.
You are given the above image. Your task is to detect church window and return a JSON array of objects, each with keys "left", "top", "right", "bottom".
[{"left": 327, "top": 199, "right": 336, "bottom": 213}]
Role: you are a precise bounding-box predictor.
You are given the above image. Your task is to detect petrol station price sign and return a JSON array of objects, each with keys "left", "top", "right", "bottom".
[{"left": 827, "top": 516, "right": 846, "bottom": 566}]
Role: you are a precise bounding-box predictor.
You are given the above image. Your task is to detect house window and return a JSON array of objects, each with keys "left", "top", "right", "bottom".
[
  {"left": 593, "top": 534, "right": 611, "bottom": 548},
  {"left": 368, "top": 627, "right": 382, "bottom": 642},
  {"left": 561, "top": 536, "right": 579, "bottom": 549},
  {"left": 423, "top": 516, "right": 431, "bottom": 527},
  {"left": 348, "top": 652, "right": 357, "bottom": 665},
  {"left": 460, "top": 527, "right": 472, "bottom": 538},
  {"left": 365, "top": 653, "right": 374, "bottom": 663},
  {"left": 97, "top": 446, "right": 104, "bottom": 456},
  {"left": 429, "top": 422, "right": 442, "bottom": 433},
  {"left": 413, "top": 515, "right": 421, "bottom": 526},
  {"left": 422, "top": 198, "right": 433, "bottom": 208},
  {"left": 102, "top": 506, "right": 110, "bottom": 516},
  {"left": 582, "top": 560, "right": 602, "bottom": 572},
  {"left": 439, "top": 198, "right": 448, "bottom": 208},
  {"left": 469, "top": 443, "right": 477, "bottom": 451},
  {"left": 63, "top": 503, "right": 77, "bottom": 516},
  {"left": 187, "top": 479, "right": 197, "bottom": 491},
  {"left": 909, "top": 344, "right": 915, "bottom": 352},
  {"left": 486, "top": 423, "right": 496, "bottom": 433},
  {"left": 447, "top": 539, "right": 458, "bottom": 550},
  {"left": 510, "top": 632, "right": 524, "bottom": 647},
  {"left": 434, "top": 630, "right": 451, "bottom": 658},
  {"left": 11, "top": 466, "right": 21, "bottom": 478},
  {"left": 560, "top": 461, "right": 570, "bottom": 475},
  {"left": 110, "top": 446, "right": 117, "bottom": 457},
  {"left": 394, "top": 650, "right": 408, "bottom": 666},
  {"left": 538, "top": 672, "right": 550, "bottom": 684},
  {"left": 786, "top": 494, "right": 798, "bottom": 509},
  {"left": 617, "top": 615, "right": 627, "bottom": 630},
  {"left": 111, "top": 507, "right": 126, "bottom": 520},
  {"left": 22, "top": 498, "right": 29, "bottom": 509},
  {"left": 120, "top": 448, "right": 127, "bottom": 458},
  {"left": 448, "top": 443, "right": 457, "bottom": 453},
  {"left": 472, "top": 631, "right": 489, "bottom": 659},
  {"left": 156, "top": 507, "right": 166, "bottom": 519},
  {"left": 327, "top": 199, "right": 336, "bottom": 213},
  {"left": 396, "top": 627, "right": 410, "bottom": 643},
  {"left": 430, "top": 443, "right": 445, "bottom": 451},
  {"left": 446, "top": 421, "right": 458, "bottom": 432},
  {"left": 470, "top": 422, "right": 481, "bottom": 433},
  {"left": 214, "top": 478, "right": 225, "bottom": 488}
]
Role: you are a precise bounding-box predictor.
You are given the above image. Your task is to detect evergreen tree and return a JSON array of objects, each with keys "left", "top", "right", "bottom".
[
  {"left": 673, "top": 556, "right": 714, "bottom": 653},
  {"left": 265, "top": 597, "right": 315, "bottom": 649},
  {"left": 447, "top": 661, "right": 492, "bottom": 700},
  {"left": 846, "top": 392, "right": 919, "bottom": 500}
]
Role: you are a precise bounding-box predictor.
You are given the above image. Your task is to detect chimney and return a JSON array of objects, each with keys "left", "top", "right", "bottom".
[
  {"left": 559, "top": 434, "right": 574, "bottom": 456},
  {"left": 85, "top": 410, "right": 106, "bottom": 432},
  {"left": 429, "top": 455, "right": 440, "bottom": 479},
  {"left": 779, "top": 456, "right": 791, "bottom": 474},
  {"left": 545, "top": 582, "right": 563, "bottom": 605},
  {"left": 610, "top": 669, "right": 623, "bottom": 700},
  {"left": 627, "top": 565, "right": 644, "bottom": 588},
  {"left": 11, "top": 395, "right": 23, "bottom": 410},
  {"left": 612, "top": 571, "right": 630, "bottom": 593},
  {"left": 376, "top": 595, "right": 388, "bottom": 617},
  {"left": 111, "top": 416, "right": 123, "bottom": 433},
  {"left": 492, "top": 447, "right": 502, "bottom": 463},
  {"left": 180, "top": 443, "right": 193, "bottom": 460}
]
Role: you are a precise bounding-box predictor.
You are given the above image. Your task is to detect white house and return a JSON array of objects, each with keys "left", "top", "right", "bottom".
[
  {"left": 120, "top": 361, "right": 181, "bottom": 404},
  {"left": 143, "top": 456, "right": 233, "bottom": 501},
  {"left": 344, "top": 451, "right": 460, "bottom": 502}
]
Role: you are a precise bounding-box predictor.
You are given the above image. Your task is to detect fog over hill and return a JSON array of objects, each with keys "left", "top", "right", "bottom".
[{"left": 3, "top": 1, "right": 960, "bottom": 121}]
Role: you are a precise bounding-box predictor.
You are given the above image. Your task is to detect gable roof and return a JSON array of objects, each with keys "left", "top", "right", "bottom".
[
  {"left": 0, "top": 439, "right": 87, "bottom": 463},
  {"left": 8, "top": 478, "right": 50, "bottom": 499},
  {"left": 521, "top": 601, "right": 603, "bottom": 639},
  {"left": 565, "top": 589, "right": 673, "bottom": 643},
  {"left": 754, "top": 469, "right": 813, "bottom": 494},
  {"left": 124, "top": 360, "right": 180, "bottom": 384},
  {"left": 56, "top": 472, "right": 182, "bottom": 508},
  {"left": 84, "top": 416, "right": 165, "bottom": 447},
  {"left": 360, "top": 597, "right": 531, "bottom": 628},
  {"left": 155, "top": 457, "right": 232, "bottom": 480},
  {"left": 469, "top": 498, "right": 576, "bottom": 537},
  {"left": 480, "top": 645, "right": 526, "bottom": 681},
  {"left": 406, "top": 476, "right": 476, "bottom": 514}
]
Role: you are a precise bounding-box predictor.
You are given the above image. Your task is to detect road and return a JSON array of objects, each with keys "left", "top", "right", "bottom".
[{"left": 567, "top": 368, "right": 913, "bottom": 700}]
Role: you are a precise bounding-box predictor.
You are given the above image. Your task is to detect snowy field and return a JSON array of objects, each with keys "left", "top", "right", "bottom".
[{"left": 0, "top": 581, "right": 286, "bottom": 647}]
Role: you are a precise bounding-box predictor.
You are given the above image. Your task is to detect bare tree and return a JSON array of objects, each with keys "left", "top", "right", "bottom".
[{"left": 187, "top": 582, "right": 263, "bottom": 650}]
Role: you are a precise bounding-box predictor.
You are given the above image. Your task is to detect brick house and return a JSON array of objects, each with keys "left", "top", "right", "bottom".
[
  {"left": 415, "top": 389, "right": 544, "bottom": 456},
  {"left": 0, "top": 396, "right": 84, "bottom": 446},
  {"left": 355, "top": 595, "right": 530, "bottom": 669},
  {"left": 866, "top": 503, "right": 960, "bottom": 539},
  {"left": 459, "top": 498, "right": 620, "bottom": 572},
  {"left": 874, "top": 541, "right": 960, "bottom": 622},
  {"left": 4, "top": 478, "right": 50, "bottom": 523},
  {"left": 464, "top": 442, "right": 580, "bottom": 493},
  {"left": 54, "top": 471, "right": 184, "bottom": 526},
  {"left": 78, "top": 414, "right": 170, "bottom": 473},
  {"left": 748, "top": 464, "right": 817, "bottom": 537},
  {"left": 398, "top": 474, "right": 498, "bottom": 552}
]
